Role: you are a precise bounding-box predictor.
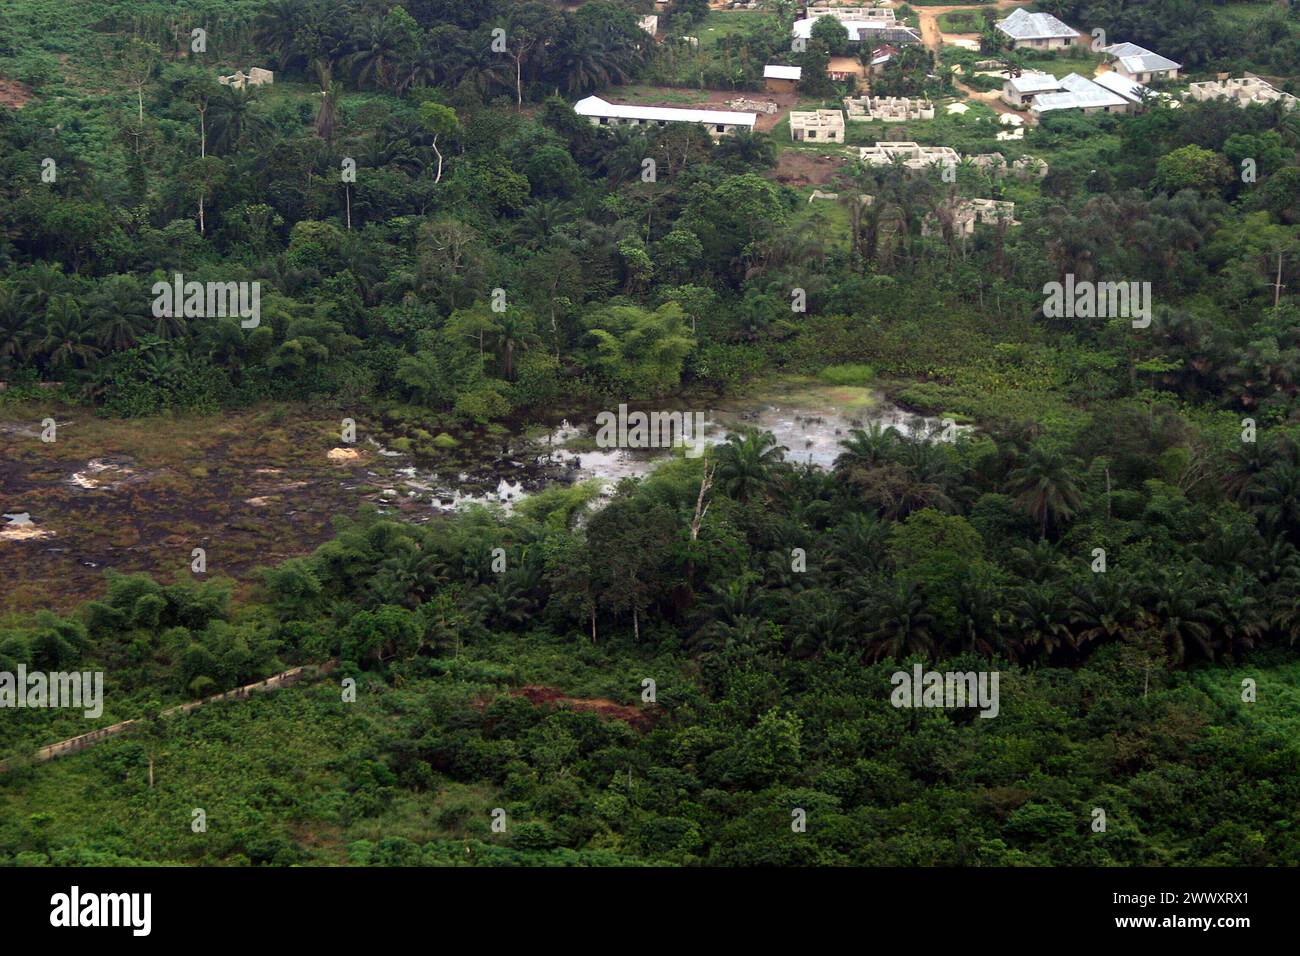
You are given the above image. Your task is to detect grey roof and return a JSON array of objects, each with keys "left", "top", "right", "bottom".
[
  {"left": 1091, "top": 71, "right": 1148, "bottom": 103},
  {"left": 1032, "top": 73, "right": 1129, "bottom": 111},
  {"left": 1007, "top": 72, "right": 1063, "bottom": 95},
  {"left": 1104, "top": 42, "right": 1181, "bottom": 74},
  {"left": 996, "top": 8, "right": 1078, "bottom": 41}
]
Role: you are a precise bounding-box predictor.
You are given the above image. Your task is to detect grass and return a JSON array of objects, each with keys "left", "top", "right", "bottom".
[
  {"left": 697, "top": 10, "right": 767, "bottom": 48},
  {"left": 938, "top": 11, "right": 988, "bottom": 33},
  {"left": 817, "top": 363, "right": 876, "bottom": 387},
  {"left": 614, "top": 84, "right": 715, "bottom": 105}
]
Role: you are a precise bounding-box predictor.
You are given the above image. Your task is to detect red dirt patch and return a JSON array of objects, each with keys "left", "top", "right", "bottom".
[
  {"left": 619, "top": 86, "right": 798, "bottom": 133},
  {"left": 0, "top": 78, "right": 33, "bottom": 110},
  {"left": 510, "top": 685, "right": 655, "bottom": 730},
  {"left": 772, "top": 149, "right": 851, "bottom": 187}
]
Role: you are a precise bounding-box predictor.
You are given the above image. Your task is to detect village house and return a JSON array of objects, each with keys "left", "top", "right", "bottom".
[
  {"left": 805, "top": 6, "right": 897, "bottom": 23},
  {"left": 763, "top": 64, "right": 802, "bottom": 94},
  {"left": 869, "top": 44, "right": 898, "bottom": 76},
  {"left": 1001, "top": 71, "right": 1064, "bottom": 109},
  {"left": 218, "top": 67, "right": 273, "bottom": 90},
  {"left": 794, "top": 16, "right": 922, "bottom": 45},
  {"left": 1102, "top": 42, "right": 1180, "bottom": 83},
  {"left": 995, "top": 9, "right": 1079, "bottom": 50},
  {"left": 1091, "top": 71, "right": 1152, "bottom": 108},
  {"left": 1029, "top": 73, "right": 1133, "bottom": 117},
  {"left": 827, "top": 56, "right": 869, "bottom": 86},
  {"left": 845, "top": 94, "right": 934, "bottom": 122},
  {"left": 1187, "top": 75, "right": 1299, "bottom": 109},
  {"left": 790, "top": 109, "right": 846, "bottom": 143},
  {"left": 859, "top": 141, "right": 961, "bottom": 169},
  {"left": 638, "top": 15, "right": 658, "bottom": 37},
  {"left": 573, "top": 96, "right": 756, "bottom": 137}
]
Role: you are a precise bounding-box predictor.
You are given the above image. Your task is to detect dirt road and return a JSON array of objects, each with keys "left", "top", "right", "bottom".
[{"left": 915, "top": 0, "right": 1033, "bottom": 52}]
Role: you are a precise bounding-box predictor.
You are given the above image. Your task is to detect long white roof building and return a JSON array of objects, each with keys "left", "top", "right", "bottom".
[{"left": 573, "top": 95, "right": 757, "bottom": 133}]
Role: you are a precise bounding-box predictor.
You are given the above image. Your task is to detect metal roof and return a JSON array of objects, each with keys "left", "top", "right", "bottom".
[
  {"left": 1031, "top": 73, "right": 1129, "bottom": 112},
  {"left": 793, "top": 17, "right": 912, "bottom": 39},
  {"left": 1007, "top": 72, "right": 1063, "bottom": 94},
  {"left": 1091, "top": 71, "right": 1148, "bottom": 103},
  {"left": 573, "top": 96, "right": 757, "bottom": 128},
  {"left": 1105, "top": 42, "right": 1181, "bottom": 75},
  {"left": 996, "top": 8, "right": 1078, "bottom": 40},
  {"left": 764, "top": 65, "right": 803, "bottom": 80}
]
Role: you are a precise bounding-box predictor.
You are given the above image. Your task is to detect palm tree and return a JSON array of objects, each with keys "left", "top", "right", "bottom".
[
  {"left": 1005, "top": 442, "right": 1083, "bottom": 538},
  {"left": 714, "top": 130, "right": 776, "bottom": 171},
  {"left": 714, "top": 428, "right": 787, "bottom": 502},
  {"left": 17, "top": 261, "right": 66, "bottom": 314},
  {"left": 1144, "top": 575, "right": 1221, "bottom": 663},
  {"left": 0, "top": 284, "right": 33, "bottom": 371},
  {"left": 314, "top": 74, "right": 343, "bottom": 146},
  {"left": 350, "top": 15, "right": 406, "bottom": 92},
  {"left": 834, "top": 423, "right": 901, "bottom": 471},
  {"left": 1010, "top": 582, "right": 1073, "bottom": 659},
  {"left": 826, "top": 510, "right": 889, "bottom": 578},
  {"left": 512, "top": 199, "right": 577, "bottom": 250},
  {"left": 207, "top": 85, "right": 269, "bottom": 155},
  {"left": 1214, "top": 569, "right": 1266, "bottom": 657},
  {"left": 692, "top": 576, "right": 768, "bottom": 653},
  {"left": 860, "top": 580, "right": 936, "bottom": 662},
  {"left": 400, "top": 38, "right": 443, "bottom": 94},
  {"left": 554, "top": 33, "right": 626, "bottom": 95},
  {"left": 254, "top": 0, "right": 307, "bottom": 72},
  {"left": 1069, "top": 573, "right": 1138, "bottom": 647},
  {"left": 493, "top": 312, "right": 541, "bottom": 381},
  {"left": 39, "top": 296, "right": 101, "bottom": 373},
  {"left": 954, "top": 577, "right": 1008, "bottom": 657},
  {"left": 87, "top": 276, "right": 150, "bottom": 353},
  {"left": 1247, "top": 459, "right": 1300, "bottom": 540}
]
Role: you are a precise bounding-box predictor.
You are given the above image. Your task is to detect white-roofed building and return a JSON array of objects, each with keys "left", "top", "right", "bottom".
[
  {"left": 763, "top": 64, "right": 803, "bottom": 93},
  {"left": 1001, "top": 71, "right": 1063, "bottom": 108},
  {"left": 806, "top": 6, "right": 896, "bottom": 22},
  {"left": 573, "top": 96, "right": 757, "bottom": 136},
  {"left": 995, "top": 8, "right": 1079, "bottom": 49},
  {"left": 1029, "top": 73, "right": 1133, "bottom": 116},
  {"left": 1102, "top": 42, "right": 1180, "bottom": 83},
  {"left": 793, "top": 17, "right": 922, "bottom": 44},
  {"left": 1092, "top": 71, "right": 1151, "bottom": 106}
]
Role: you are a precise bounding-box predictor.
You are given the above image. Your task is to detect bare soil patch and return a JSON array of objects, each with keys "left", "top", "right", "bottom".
[
  {"left": 772, "top": 149, "right": 851, "bottom": 187},
  {"left": 0, "top": 78, "right": 33, "bottom": 109},
  {"left": 510, "top": 685, "right": 655, "bottom": 731}
]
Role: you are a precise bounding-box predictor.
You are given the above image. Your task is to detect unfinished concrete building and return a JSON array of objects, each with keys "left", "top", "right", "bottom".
[
  {"left": 218, "top": 67, "right": 273, "bottom": 90},
  {"left": 922, "top": 198, "right": 1019, "bottom": 237},
  {"left": 1187, "top": 76, "right": 1299, "bottom": 109},
  {"left": 859, "top": 141, "right": 960, "bottom": 169},
  {"left": 790, "top": 109, "right": 847, "bottom": 143},
  {"left": 844, "top": 94, "right": 934, "bottom": 122}
]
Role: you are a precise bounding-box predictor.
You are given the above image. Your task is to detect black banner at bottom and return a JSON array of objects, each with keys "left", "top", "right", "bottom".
[{"left": 0, "top": 866, "right": 1280, "bottom": 942}]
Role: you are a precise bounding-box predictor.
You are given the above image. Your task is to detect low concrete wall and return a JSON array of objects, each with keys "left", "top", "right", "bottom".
[{"left": 0, "top": 661, "right": 336, "bottom": 773}]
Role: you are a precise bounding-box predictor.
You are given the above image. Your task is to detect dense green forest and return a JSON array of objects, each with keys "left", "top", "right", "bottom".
[{"left": 2, "top": 0, "right": 1300, "bottom": 866}]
